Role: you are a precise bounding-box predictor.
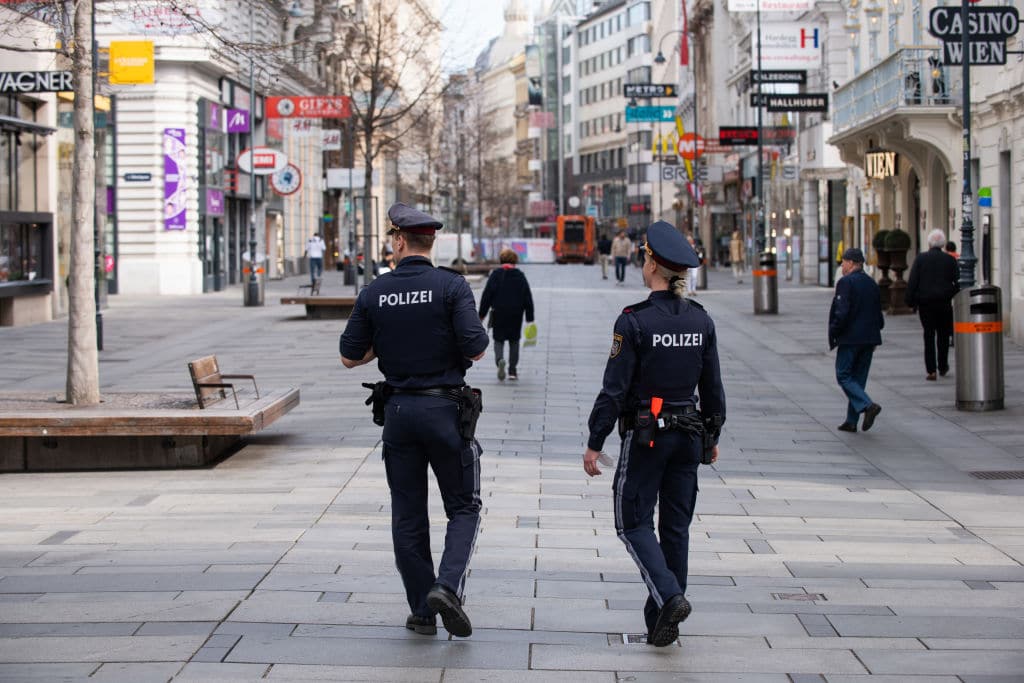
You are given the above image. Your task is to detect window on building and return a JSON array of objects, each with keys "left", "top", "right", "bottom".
[
  {"left": 563, "top": 104, "right": 571, "bottom": 123},
  {"left": 627, "top": 1, "right": 650, "bottom": 26},
  {"left": 0, "top": 220, "right": 46, "bottom": 283},
  {"left": 869, "top": 31, "right": 879, "bottom": 64},
  {"left": 888, "top": 9, "right": 897, "bottom": 53}
]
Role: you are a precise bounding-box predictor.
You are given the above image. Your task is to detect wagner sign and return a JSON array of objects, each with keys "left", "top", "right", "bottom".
[{"left": 0, "top": 70, "right": 72, "bottom": 93}]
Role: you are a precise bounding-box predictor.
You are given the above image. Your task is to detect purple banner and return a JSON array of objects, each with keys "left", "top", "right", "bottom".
[
  {"left": 226, "top": 108, "right": 250, "bottom": 133},
  {"left": 206, "top": 188, "right": 224, "bottom": 216},
  {"left": 207, "top": 101, "right": 221, "bottom": 131},
  {"left": 163, "top": 128, "right": 187, "bottom": 230}
]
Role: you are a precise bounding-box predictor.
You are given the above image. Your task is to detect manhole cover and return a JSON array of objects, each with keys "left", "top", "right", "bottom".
[
  {"left": 773, "top": 592, "right": 826, "bottom": 601},
  {"left": 970, "top": 471, "right": 1024, "bottom": 480}
]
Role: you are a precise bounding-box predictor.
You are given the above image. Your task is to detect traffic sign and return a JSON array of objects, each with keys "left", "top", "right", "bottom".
[
  {"left": 676, "top": 133, "right": 705, "bottom": 160},
  {"left": 626, "top": 106, "right": 676, "bottom": 123},
  {"left": 624, "top": 83, "right": 677, "bottom": 98}
]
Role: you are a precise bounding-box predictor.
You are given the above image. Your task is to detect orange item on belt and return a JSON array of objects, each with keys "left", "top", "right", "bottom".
[{"left": 649, "top": 397, "right": 663, "bottom": 447}]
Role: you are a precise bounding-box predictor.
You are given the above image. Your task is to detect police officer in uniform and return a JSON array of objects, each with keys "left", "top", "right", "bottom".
[
  {"left": 340, "top": 203, "right": 489, "bottom": 638},
  {"left": 583, "top": 220, "right": 726, "bottom": 647}
]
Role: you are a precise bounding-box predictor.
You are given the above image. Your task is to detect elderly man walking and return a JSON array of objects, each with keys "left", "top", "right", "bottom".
[
  {"left": 829, "top": 248, "right": 884, "bottom": 433},
  {"left": 906, "top": 229, "right": 959, "bottom": 381}
]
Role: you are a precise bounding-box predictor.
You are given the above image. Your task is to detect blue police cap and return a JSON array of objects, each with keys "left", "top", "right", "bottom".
[
  {"left": 387, "top": 202, "right": 443, "bottom": 234},
  {"left": 645, "top": 220, "right": 700, "bottom": 270}
]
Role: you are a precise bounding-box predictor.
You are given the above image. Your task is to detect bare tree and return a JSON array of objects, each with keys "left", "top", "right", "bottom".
[{"left": 323, "top": 0, "right": 446, "bottom": 284}]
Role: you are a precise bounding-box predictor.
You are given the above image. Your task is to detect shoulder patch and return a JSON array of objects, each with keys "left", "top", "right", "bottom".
[
  {"left": 610, "top": 333, "right": 623, "bottom": 358},
  {"left": 622, "top": 300, "right": 652, "bottom": 314}
]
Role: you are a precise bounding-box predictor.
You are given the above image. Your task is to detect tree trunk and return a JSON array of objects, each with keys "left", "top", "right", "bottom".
[
  {"left": 362, "top": 125, "right": 374, "bottom": 287},
  {"left": 66, "top": 0, "right": 99, "bottom": 405}
]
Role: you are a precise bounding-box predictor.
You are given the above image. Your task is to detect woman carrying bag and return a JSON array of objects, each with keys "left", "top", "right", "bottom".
[{"left": 479, "top": 249, "right": 535, "bottom": 381}]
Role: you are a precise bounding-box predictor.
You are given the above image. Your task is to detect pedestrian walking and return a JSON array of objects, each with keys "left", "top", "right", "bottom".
[
  {"left": 306, "top": 232, "right": 326, "bottom": 284},
  {"left": 828, "top": 247, "right": 884, "bottom": 433},
  {"left": 729, "top": 230, "right": 745, "bottom": 283},
  {"left": 686, "top": 234, "right": 699, "bottom": 295},
  {"left": 582, "top": 220, "right": 726, "bottom": 647},
  {"left": 339, "top": 202, "right": 489, "bottom": 639},
  {"left": 597, "top": 233, "right": 612, "bottom": 280},
  {"left": 906, "top": 229, "right": 959, "bottom": 381},
  {"left": 478, "top": 249, "right": 535, "bottom": 382},
  {"left": 611, "top": 230, "right": 632, "bottom": 285}
]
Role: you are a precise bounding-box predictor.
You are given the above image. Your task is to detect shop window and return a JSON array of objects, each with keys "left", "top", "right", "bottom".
[{"left": 0, "top": 220, "right": 46, "bottom": 283}]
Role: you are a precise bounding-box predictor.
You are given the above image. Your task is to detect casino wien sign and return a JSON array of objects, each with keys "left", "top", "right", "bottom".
[{"left": 928, "top": 6, "right": 1020, "bottom": 65}]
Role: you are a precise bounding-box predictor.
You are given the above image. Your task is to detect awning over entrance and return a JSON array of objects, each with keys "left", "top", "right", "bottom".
[{"left": 0, "top": 114, "right": 57, "bottom": 136}]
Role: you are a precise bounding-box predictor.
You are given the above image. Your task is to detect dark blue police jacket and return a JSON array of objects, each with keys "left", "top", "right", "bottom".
[
  {"left": 340, "top": 255, "right": 489, "bottom": 389},
  {"left": 587, "top": 291, "right": 726, "bottom": 452},
  {"left": 828, "top": 269, "right": 884, "bottom": 349}
]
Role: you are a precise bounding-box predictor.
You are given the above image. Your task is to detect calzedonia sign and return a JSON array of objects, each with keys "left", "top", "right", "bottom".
[{"left": 0, "top": 70, "right": 72, "bottom": 94}]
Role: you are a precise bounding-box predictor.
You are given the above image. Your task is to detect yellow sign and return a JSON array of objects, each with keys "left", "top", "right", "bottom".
[{"left": 109, "top": 41, "right": 154, "bottom": 85}]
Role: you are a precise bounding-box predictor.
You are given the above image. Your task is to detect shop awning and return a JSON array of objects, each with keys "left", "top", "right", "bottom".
[{"left": 0, "top": 114, "right": 57, "bottom": 136}]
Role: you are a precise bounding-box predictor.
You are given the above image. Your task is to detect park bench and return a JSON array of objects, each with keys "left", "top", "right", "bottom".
[
  {"left": 280, "top": 293, "right": 357, "bottom": 319},
  {"left": 0, "top": 357, "right": 299, "bottom": 471}
]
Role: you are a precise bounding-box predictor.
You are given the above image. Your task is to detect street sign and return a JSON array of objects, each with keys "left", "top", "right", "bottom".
[
  {"left": 928, "top": 6, "right": 1019, "bottom": 40},
  {"left": 624, "top": 83, "right": 677, "bottom": 98},
  {"left": 765, "top": 93, "right": 828, "bottom": 112},
  {"left": 124, "top": 172, "right": 152, "bottom": 182},
  {"left": 751, "top": 70, "right": 807, "bottom": 84},
  {"left": 626, "top": 106, "right": 676, "bottom": 123}
]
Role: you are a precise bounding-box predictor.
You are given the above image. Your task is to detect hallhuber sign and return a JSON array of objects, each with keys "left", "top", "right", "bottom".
[{"left": 0, "top": 71, "right": 72, "bottom": 93}]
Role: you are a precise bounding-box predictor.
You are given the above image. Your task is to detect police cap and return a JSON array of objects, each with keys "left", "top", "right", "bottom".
[
  {"left": 387, "top": 202, "right": 443, "bottom": 235},
  {"left": 645, "top": 220, "right": 700, "bottom": 270}
]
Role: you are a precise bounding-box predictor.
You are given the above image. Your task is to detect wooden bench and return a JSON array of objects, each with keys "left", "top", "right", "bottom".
[
  {"left": 279, "top": 295, "right": 357, "bottom": 319},
  {"left": 188, "top": 355, "right": 259, "bottom": 409},
  {"left": 0, "top": 359, "right": 300, "bottom": 472}
]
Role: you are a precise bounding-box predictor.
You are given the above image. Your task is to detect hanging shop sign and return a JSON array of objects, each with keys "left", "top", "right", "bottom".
[
  {"left": 719, "top": 126, "right": 796, "bottom": 146},
  {"left": 626, "top": 106, "right": 676, "bottom": 123},
  {"left": 624, "top": 84, "right": 678, "bottom": 98},
  {"left": 928, "top": 6, "right": 1020, "bottom": 66},
  {"left": 752, "top": 23, "right": 823, "bottom": 70},
  {"left": 237, "top": 147, "right": 288, "bottom": 175},
  {"left": 729, "top": 0, "right": 813, "bottom": 11},
  {"left": 764, "top": 93, "right": 829, "bottom": 112},
  {"left": 163, "top": 128, "right": 187, "bottom": 230},
  {"left": 751, "top": 70, "right": 807, "bottom": 84},
  {"left": 266, "top": 96, "right": 352, "bottom": 119},
  {"left": 0, "top": 70, "right": 72, "bottom": 93},
  {"left": 270, "top": 163, "right": 302, "bottom": 196},
  {"left": 108, "top": 41, "right": 154, "bottom": 85},
  {"left": 865, "top": 150, "right": 898, "bottom": 179}
]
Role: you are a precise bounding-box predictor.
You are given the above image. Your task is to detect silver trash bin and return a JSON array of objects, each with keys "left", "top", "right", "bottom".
[
  {"left": 242, "top": 256, "right": 266, "bottom": 307},
  {"left": 954, "top": 285, "right": 1004, "bottom": 411},
  {"left": 696, "top": 249, "right": 708, "bottom": 290},
  {"left": 753, "top": 251, "right": 778, "bottom": 314}
]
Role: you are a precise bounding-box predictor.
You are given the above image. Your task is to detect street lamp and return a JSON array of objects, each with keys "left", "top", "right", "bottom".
[
  {"left": 245, "top": 1, "right": 260, "bottom": 307},
  {"left": 654, "top": 28, "right": 698, "bottom": 240}
]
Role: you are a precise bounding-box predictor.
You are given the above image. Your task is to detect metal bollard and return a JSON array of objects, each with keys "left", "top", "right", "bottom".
[
  {"left": 954, "top": 285, "right": 1004, "bottom": 411},
  {"left": 752, "top": 251, "right": 778, "bottom": 314}
]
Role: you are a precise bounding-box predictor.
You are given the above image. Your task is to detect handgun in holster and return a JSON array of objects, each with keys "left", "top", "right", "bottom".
[
  {"left": 457, "top": 385, "right": 483, "bottom": 440},
  {"left": 361, "top": 382, "right": 391, "bottom": 426},
  {"left": 701, "top": 414, "right": 723, "bottom": 465}
]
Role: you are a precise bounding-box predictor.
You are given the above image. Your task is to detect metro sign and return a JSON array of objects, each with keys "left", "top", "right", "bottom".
[{"left": 677, "top": 134, "right": 705, "bottom": 160}]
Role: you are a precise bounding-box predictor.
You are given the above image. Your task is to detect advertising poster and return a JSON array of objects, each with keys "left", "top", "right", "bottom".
[{"left": 163, "top": 128, "right": 187, "bottom": 230}]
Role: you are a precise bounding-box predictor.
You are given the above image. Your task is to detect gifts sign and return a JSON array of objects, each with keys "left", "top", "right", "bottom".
[{"left": 164, "top": 128, "right": 187, "bottom": 230}]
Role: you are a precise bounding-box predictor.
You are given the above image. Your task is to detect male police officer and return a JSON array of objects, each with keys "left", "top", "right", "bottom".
[
  {"left": 583, "top": 221, "right": 726, "bottom": 647},
  {"left": 340, "top": 203, "right": 489, "bottom": 638}
]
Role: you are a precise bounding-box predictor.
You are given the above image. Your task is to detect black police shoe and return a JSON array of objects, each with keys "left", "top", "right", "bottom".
[
  {"left": 837, "top": 422, "right": 857, "bottom": 433},
  {"left": 405, "top": 614, "right": 436, "bottom": 635},
  {"left": 861, "top": 403, "right": 882, "bottom": 431},
  {"left": 648, "top": 594, "right": 691, "bottom": 647},
  {"left": 426, "top": 583, "right": 472, "bottom": 637}
]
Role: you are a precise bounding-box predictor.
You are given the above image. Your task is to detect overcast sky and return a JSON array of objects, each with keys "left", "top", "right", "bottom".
[{"left": 440, "top": 0, "right": 517, "bottom": 72}]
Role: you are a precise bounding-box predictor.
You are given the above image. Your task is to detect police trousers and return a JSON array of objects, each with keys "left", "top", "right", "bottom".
[
  {"left": 613, "top": 427, "right": 700, "bottom": 632},
  {"left": 382, "top": 394, "right": 482, "bottom": 618}
]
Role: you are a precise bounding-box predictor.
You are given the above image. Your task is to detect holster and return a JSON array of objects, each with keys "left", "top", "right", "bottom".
[
  {"left": 361, "top": 381, "right": 392, "bottom": 426},
  {"left": 701, "top": 414, "right": 723, "bottom": 465},
  {"left": 457, "top": 385, "right": 483, "bottom": 440},
  {"left": 633, "top": 408, "right": 655, "bottom": 447}
]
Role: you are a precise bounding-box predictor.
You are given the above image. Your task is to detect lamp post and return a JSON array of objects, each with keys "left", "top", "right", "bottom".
[{"left": 654, "top": 27, "right": 697, "bottom": 238}]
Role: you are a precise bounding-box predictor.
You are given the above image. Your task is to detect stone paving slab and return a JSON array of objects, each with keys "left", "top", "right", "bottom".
[{"left": 1, "top": 267, "right": 1023, "bottom": 678}]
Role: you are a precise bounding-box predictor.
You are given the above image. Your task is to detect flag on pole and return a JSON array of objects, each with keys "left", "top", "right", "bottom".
[{"left": 681, "top": 0, "right": 689, "bottom": 66}]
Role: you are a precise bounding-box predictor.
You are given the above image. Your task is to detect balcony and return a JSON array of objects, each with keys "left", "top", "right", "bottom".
[{"left": 833, "top": 48, "right": 961, "bottom": 136}]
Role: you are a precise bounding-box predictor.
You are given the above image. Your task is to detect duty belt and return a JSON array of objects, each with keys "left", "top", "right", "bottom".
[{"left": 392, "top": 386, "right": 463, "bottom": 402}]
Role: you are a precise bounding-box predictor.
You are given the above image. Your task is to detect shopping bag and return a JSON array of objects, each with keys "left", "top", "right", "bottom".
[{"left": 523, "top": 322, "right": 538, "bottom": 347}]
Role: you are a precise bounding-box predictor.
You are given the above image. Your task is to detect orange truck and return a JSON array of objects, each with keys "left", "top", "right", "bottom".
[{"left": 554, "top": 214, "right": 596, "bottom": 264}]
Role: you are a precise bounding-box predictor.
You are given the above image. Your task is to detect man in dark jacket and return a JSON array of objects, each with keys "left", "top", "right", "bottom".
[
  {"left": 479, "top": 249, "right": 535, "bottom": 381},
  {"left": 906, "top": 229, "right": 959, "bottom": 381},
  {"left": 829, "top": 248, "right": 884, "bottom": 433}
]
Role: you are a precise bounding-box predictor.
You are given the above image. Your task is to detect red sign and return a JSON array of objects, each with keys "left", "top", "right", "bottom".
[
  {"left": 266, "top": 96, "right": 352, "bottom": 119},
  {"left": 677, "top": 133, "right": 705, "bottom": 160},
  {"left": 628, "top": 202, "right": 650, "bottom": 215}
]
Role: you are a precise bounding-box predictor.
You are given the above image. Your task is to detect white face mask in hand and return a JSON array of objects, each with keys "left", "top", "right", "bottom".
[{"left": 597, "top": 452, "right": 614, "bottom": 467}]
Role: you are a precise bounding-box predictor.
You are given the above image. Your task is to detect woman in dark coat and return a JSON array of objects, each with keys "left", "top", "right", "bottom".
[{"left": 478, "top": 249, "right": 534, "bottom": 381}]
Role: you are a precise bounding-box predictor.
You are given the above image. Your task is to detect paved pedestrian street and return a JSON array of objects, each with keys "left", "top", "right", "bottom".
[{"left": 1, "top": 265, "right": 1023, "bottom": 682}]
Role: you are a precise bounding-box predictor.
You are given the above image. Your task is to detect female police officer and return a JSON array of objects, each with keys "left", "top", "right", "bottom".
[{"left": 583, "top": 220, "right": 726, "bottom": 647}]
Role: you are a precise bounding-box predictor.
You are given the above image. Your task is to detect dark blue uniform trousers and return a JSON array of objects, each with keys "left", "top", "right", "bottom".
[
  {"left": 382, "top": 395, "right": 482, "bottom": 618},
  {"left": 613, "top": 428, "right": 700, "bottom": 633}
]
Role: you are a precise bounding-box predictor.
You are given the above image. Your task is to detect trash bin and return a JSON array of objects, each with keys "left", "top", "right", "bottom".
[
  {"left": 343, "top": 260, "right": 355, "bottom": 286},
  {"left": 954, "top": 285, "right": 1004, "bottom": 411},
  {"left": 695, "top": 261, "right": 708, "bottom": 290},
  {"left": 242, "top": 255, "right": 266, "bottom": 307},
  {"left": 753, "top": 251, "right": 778, "bottom": 314}
]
